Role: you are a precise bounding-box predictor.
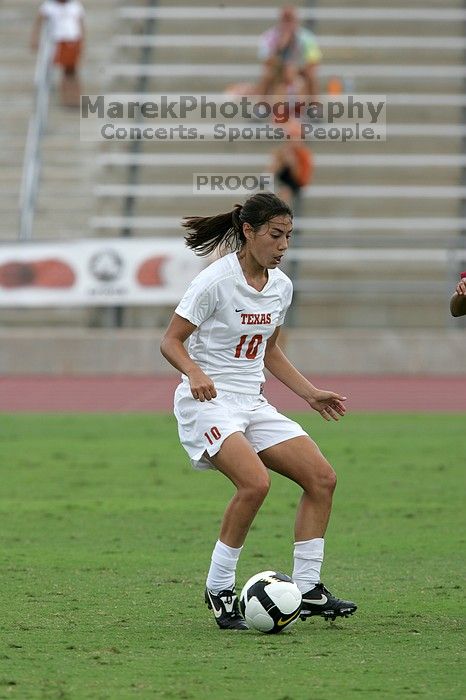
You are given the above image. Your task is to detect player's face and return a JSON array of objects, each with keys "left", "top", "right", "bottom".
[{"left": 247, "top": 215, "right": 293, "bottom": 269}]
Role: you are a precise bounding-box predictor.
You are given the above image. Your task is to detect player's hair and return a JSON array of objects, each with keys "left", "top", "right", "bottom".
[{"left": 182, "top": 192, "right": 292, "bottom": 256}]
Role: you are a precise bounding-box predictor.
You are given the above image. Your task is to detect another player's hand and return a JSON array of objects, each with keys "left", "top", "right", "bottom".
[
  {"left": 455, "top": 280, "right": 466, "bottom": 295},
  {"left": 187, "top": 368, "right": 217, "bottom": 402},
  {"left": 306, "top": 389, "right": 347, "bottom": 422}
]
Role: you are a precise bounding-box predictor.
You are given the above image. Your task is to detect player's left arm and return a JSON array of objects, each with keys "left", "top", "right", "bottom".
[{"left": 264, "top": 326, "right": 346, "bottom": 421}]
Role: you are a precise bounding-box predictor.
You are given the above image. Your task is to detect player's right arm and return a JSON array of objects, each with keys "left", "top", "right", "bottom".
[{"left": 160, "top": 313, "right": 217, "bottom": 401}]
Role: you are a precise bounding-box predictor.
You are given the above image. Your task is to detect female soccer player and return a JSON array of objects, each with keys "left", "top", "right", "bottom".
[{"left": 160, "top": 192, "right": 357, "bottom": 630}]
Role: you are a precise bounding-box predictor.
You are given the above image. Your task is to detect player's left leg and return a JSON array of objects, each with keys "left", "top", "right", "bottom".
[
  {"left": 258, "top": 435, "right": 357, "bottom": 620},
  {"left": 259, "top": 435, "right": 335, "bottom": 542}
]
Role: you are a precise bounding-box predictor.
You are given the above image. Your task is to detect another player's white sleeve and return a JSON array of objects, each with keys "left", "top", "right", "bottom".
[
  {"left": 175, "top": 275, "right": 218, "bottom": 327},
  {"left": 276, "top": 281, "right": 293, "bottom": 326}
]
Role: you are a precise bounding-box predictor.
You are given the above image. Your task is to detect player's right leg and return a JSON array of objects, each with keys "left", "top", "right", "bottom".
[
  {"left": 209, "top": 432, "right": 271, "bottom": 547},
  {"left": 174, "top": 387, "right": 269, "bottom": 629},
  {"left": 205, "top": 432, "right": 271, "bottom": 630}
]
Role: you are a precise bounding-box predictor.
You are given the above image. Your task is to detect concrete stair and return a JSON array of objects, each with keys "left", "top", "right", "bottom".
[
  {"left": 89, "top": 0, "right": 465, "bottom": 329},
  {"left": 1, "top": 0, "right": 465, "bottom": 330},
  {"left": 0, "top": 0, "right": 121, "bottom": 326},
  {"left": 0, "top": 0, "right": 121, "bottom": 245}
]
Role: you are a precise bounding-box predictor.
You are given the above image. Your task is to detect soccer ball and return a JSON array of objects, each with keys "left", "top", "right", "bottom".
[{"left": 240, "top": 571, "right": 302, "bottom": 633}]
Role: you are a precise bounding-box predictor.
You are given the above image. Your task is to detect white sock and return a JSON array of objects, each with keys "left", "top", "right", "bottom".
[
  {"left": 206, "top": 540, "right": 243, "bottom": 594},
  {"left": 292, "top": 538, "right": 325, "bottom": 594}
]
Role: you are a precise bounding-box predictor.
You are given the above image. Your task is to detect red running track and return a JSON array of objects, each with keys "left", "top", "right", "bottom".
[{"left": 0, "top": 375, "right": 465, "bottom": 412}]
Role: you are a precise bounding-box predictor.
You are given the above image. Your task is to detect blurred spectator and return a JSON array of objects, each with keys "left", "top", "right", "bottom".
[
  {"left": 272, "top": 120, "right": 314, "bottom": 205},
  {"left": 31, "top": 0, "right": 85, "bottom": 107},
  {"left": 450, "top": 272, "right": 466, "bottom": 317},
  {"left": 257, "top": 5, "right": 322, "bottom": 100}
]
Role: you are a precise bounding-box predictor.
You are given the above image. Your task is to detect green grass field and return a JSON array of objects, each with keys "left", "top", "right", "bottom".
[{"left": 1, "top": 413, "right": 464, "bottom": 700}]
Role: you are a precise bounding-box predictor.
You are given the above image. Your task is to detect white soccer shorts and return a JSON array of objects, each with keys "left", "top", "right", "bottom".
[{"left": 174, "top": 383, "right": 307, "bottom": 471}]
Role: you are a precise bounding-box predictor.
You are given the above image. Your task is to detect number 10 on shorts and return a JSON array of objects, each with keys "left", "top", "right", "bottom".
[{"left": 204, "top": 426, "right": 221, "bottom": 445}]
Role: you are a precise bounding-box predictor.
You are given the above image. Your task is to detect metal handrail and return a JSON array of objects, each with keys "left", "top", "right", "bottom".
[{"left": 19, "top": 19, "right": 54, "bottom": 241}]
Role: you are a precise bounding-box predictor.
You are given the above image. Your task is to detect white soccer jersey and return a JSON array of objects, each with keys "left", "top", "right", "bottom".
[{"left": 175, "top": 252, "right": 293, "bottom": 394}]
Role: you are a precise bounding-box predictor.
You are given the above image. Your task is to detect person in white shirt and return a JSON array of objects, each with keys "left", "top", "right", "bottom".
[
  {"left": 160, "top": 192, "right": 357, "bottom": 630},
  {"left": 31, "top": 0, "right": 85, "bottom": 107},
  {"left": 257, "top": 5, "right": 322, "bottom": 100}
]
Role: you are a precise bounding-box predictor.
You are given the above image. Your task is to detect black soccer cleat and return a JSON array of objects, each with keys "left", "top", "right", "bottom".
[
  {"left": 205, "top": 587, "right": 248, "bottom": 630},
  {"left": 299, "top": 583, "right": 357, "bottom": 622}
]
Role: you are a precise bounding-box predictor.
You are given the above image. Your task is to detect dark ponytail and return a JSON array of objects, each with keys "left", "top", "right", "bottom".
[{"left": 182, "top": 192, "right": 292, "bottom": 257}]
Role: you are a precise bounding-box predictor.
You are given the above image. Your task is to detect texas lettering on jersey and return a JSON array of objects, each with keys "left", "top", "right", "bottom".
[{"left": 240, "top": 313, "right": 272, "bottom": 325}]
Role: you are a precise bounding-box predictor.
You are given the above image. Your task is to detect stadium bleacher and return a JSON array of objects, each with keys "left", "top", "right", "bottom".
[
  {"left": 94, "top": 0, "right": 466, "bottom": 328},
  {"left": 1, "top": 0, "right": 465, "bottom": 343}
]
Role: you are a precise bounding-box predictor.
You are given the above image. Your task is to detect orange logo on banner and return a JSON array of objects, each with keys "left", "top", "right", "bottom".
[
  {"left": 0, "top": 260, "right": 75, "bottom": 288},
  {"left": 136, "top": 256, "right": 167, "bottom": 287}
]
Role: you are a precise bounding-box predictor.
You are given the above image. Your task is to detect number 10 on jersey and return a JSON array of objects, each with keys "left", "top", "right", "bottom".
[{"left": 234, "top": 334, "right": 263, "bottom": 360}]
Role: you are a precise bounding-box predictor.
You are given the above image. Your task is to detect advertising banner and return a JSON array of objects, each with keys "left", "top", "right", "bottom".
[{"left": 0, "top": 238, "right": 205, "bottom": 306}]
